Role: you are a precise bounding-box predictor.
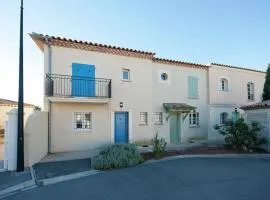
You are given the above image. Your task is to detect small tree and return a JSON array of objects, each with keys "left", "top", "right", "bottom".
[
  {"left": 34, "top": 106, "right": 41, "bottom": 111},
  {"left": 214, "top": 118, "right": 267, "bottom": 152},
  {"left": 262, "top": 64, "right": 270, "bottom": 101},
  {"left": 153, "top": 133, "right": 167, "bottom": 158}
]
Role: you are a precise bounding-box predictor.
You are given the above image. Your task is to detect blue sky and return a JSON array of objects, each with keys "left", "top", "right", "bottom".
[{"left": 0, "top": 0, "right": 269, "bottom": 106}]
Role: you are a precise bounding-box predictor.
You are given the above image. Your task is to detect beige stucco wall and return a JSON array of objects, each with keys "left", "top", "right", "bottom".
[
  {"left": 47, "top": 46, "right": 154, "bottom": 152},
  {"left": 152, "top": 63, "right": 209, "bottom": 142},
  {"left": 0, "top": 105, "right": 34, "bottom": 130},
  {"left": 209, "top": 65, "right": 265, "bottom": 106},
  {"left": 208, "top": 64, "right": 266, "bottom": 141},
  {"left": 50, "top": 102, "right": 111, "bottom": 152},
  {"left": 41, "top": 44, "right": 267, "bottom": 151},
  {"left": 24, "top": 111, "right": 48, "bottom": 166}
]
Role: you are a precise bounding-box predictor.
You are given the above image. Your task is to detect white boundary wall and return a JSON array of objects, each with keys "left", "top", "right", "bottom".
[
  {"left": 4, "top": 109, "right": 48, "bottom": 170},
  {"left": 24, "top": 111, "right": 48, "bottom": 166}
]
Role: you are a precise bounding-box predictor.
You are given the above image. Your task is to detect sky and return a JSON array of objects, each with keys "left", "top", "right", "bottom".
[{"left": 0, "top": 0, "right": 270, "bottom": 107}]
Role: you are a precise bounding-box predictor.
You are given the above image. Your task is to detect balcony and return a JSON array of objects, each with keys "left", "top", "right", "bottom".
[{"left": 45, "top": 74, "right": 111, "bottom": 103}]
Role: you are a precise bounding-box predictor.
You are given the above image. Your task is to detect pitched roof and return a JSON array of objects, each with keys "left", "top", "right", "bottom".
[
  {"left": 211, "top": 63, "right": 265, "bottom": 74},
  {"left": 29, "top": 33, "right": 155, "bottom": 60},
  {"left": 153, "top": 57, "right": 209, "bottom": 69},
  {"left": 29, "top": 32, "right": 210, "bottom": 69},
  {"left": 240, "top": 103, "right": 270, "bottom": 110},
  {"left": 0, "top": 98, "right": 36, "bottom": 108}
]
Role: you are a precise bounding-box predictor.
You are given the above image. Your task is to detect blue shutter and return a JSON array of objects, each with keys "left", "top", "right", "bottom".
[{"left": 188, "top": 76, "right": 198, "bottom": 98}]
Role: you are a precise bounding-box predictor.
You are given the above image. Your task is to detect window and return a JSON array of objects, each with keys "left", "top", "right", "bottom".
[
  {"left": 220, "top": 112, "right": 228, "bottom": 124},
  {"left": 247, "top": 82, "right": 254, "bottom": 101},
  {"left": 122, "top": 69, "right": 130, "bottom": 81},
  {"left": 189, "top": 112, "right": 199, "bottom": 127},
  {"left": 155, "top": 112, "right": 163, "bottom": 124},
  {"left": 161, "top": 73, "right": 168, "bottom": 81},
  {"left": 74, "top": 112, "right": 92, "bottom": 131},
  {"left": 158, "top": 70, "right": 171, "bottom": 84},
  {"left": 188, "top": 76, "right": 199, "bottom": 98},
  {"left": 139, "top": 112, "right": 148, "bottom": 125},
  {"left": 220, "top": 78, "right": 228, "bottom": 91}
]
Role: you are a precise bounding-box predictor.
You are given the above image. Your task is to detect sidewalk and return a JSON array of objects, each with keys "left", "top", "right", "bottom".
[
  {"left": 138, "top": 139, "right": 224, "bottom": 153},
  {"left": 33, "top": 158, "right": 92, "bottom": 181},
  {"left": 40, "top": 148, "right": 101, "bottom": 163},
  {"left": 0, "top": 168, "right": 35, "bottom": 199},
  {"left": 0, "top": 169, "right": 32, "bottom": 191},
  {"left": 0, "top": 158, "right": 98, "bottom": 199}
]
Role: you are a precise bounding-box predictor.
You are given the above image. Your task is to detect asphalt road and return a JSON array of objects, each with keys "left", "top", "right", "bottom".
[{"left": 5, "top": 157, "right": 270, "bottom": 200}]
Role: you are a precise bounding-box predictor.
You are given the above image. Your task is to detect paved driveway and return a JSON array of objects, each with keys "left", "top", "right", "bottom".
[{"left": 5, "top": 157, "right": 270, "bottom": 200}]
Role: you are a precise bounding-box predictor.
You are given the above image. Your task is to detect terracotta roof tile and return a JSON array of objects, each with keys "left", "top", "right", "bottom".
[
  {"left": 29, "top": 32, "right": 210, "bottom": 69},
  {"left": 0, "top": 98, "right": 35, "bottom": 108},
  {"left": 153, "top": 57, "right": 209, "bottom": 69},
  {"left": 211, "top": 63, "right": 265, "bottom": 74},
  {"left": 29, "top": 33, "right": 155, "bottom": 60},
  {"left": 240, "top": 103, "right": 270, "bottom": 110}
]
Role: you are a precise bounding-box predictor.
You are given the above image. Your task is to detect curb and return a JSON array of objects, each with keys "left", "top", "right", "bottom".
[
  {"left": 143, "top": 153, "right": 270, "bottom": 165},
  {"left": 0, "top": 179, "right": 36, "bottom": 199},
  {"left": 0, "top": 169, "right": 7, "bottom": 173},
  {"left": 37, "top": 170, "right": 101, "bottom": 186}
]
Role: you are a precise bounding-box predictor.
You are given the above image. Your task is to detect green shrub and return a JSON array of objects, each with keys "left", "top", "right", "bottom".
[
  {"left": 214, "top": 118, "right": 268, "bottom": 152},
  {"left": 93, "top": 144, "right": 143, "bottom": 170},
  {"left": 153, "top": 133, "right": 167, "bottom": 158}
]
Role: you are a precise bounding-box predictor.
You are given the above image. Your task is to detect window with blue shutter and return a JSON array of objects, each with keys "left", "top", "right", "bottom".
[{"left": 188, "top": 76, "right": 198, "bottom": 98}]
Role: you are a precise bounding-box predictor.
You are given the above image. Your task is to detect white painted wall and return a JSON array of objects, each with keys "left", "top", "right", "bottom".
[
  {"left": 24, "top": 111, "right": 48, "bottom": 166},
  {"left": 244, "top": 109, "right": 270, "bottom": 151},
  {"left": 208, "top": 64, "right": 265, "bottom": 142},
  {"left": 152, "top": 63, "right": 209, "bottom": 142},
  {"left": 209, "top": 64, "right": 265, "bottom": 106},
  {"left": 40, "top": 44, "right": 267, "bottom": 152}
]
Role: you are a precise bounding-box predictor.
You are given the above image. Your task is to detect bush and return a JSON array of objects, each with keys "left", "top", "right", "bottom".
[
  {"left": 93, "top": 144, "right": 143, "bottom": 170},
  {"left": 214, "top": 118, "right": 268, "bottom": 152},
  {"left": 153, "top": 133, "right": 167, "bottom": 158}
]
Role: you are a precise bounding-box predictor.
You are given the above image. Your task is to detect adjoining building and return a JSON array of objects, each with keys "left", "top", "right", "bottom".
[
  {"left": 0, "top": 98, "right": 36, "bottom": 130},
  {"left": 30, "top": 33, "right": 265, "bottom": 153}
]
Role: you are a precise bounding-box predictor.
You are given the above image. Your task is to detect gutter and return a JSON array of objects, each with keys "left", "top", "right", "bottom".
[{"left": 44, "top": 36, "right": 52, "bottom": 153}]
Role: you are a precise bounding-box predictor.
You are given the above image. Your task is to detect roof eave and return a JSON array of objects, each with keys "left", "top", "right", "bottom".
[{"left": 29, "top": 32, "right": 46, "bottom": 52}]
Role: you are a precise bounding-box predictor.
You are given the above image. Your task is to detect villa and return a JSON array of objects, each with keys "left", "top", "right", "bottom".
[{"left": 30, "top": 33, "right": 265, "bottom": 153}]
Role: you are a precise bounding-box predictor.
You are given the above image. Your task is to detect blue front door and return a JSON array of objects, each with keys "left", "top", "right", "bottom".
[
  {"left": 115, "top": 112, "right": 129, "bottom": 144},
  {"left": 72, "top": 63, "right": 95, "bottom": 97}
]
